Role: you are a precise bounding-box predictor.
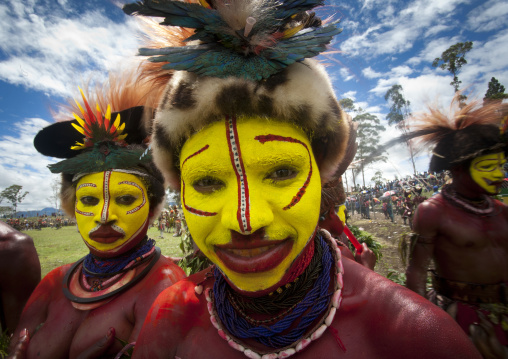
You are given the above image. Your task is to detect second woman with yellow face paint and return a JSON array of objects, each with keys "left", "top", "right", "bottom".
[
  {"left": 75, "top": 171, "right": 151, "bottom": 258},
  {"left": 13, "top": 76, "right": 186, "bottom": 359}
]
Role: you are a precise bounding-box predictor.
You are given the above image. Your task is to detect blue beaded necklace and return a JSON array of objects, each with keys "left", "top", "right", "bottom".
[{"left": 213, "top": 234, "right": 332, "bottom": 348}]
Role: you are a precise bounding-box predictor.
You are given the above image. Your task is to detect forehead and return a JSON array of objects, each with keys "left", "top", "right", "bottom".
[
  {"left": 180, "top": 116, "right": 312, "bottom": 168},
  {"left": 76, "top": 171, "right": 146, "bottom": 190},
  {"left": 472, "top": 152, "right": 506, "bottom": 164}
]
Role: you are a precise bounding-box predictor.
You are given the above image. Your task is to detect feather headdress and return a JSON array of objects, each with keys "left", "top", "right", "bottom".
[
  {"left": 358, "top": 97, "right": 508, "bottom": 173},
  {"left": 124, "top": 0, "right": 356, "bottom": 189},
  {"left": 124, "top": 0, "right": 341, "bottom": 80},
  {"left": 33, "top": 71, "right": 167, "bottom": 216}
]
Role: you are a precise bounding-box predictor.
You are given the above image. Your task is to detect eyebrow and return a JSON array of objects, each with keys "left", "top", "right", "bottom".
[{"left": 77, "top": 183, "right": 97, "bottom": 190}]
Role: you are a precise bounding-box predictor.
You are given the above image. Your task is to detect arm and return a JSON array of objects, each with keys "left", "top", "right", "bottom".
[
  {"left": 8, "top": 266, "right": 67, "bottom": 354},
  {"left": 405, "top": 201, "right": 440, "bottom": 297},
  {"left": 0, "top": 232, "right": 41, "bottom": 334}
]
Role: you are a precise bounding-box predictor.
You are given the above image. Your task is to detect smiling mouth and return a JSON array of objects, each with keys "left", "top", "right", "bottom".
[
  {"left": 484, "top": 178, "right": 502, "bottom": 186},
  {"left": 215, "top": 239, "right": 293, "bottom": 274}
]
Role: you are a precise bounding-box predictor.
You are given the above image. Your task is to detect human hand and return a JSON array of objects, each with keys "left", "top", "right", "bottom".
[
  {"left": 355, "top": 243, "right": 376, "bottom": 270},
  {"left": 7, "top": 329, "right": 29, "bottom": 359},
  {"left": 76, "top": 327, "right": 116, "bottom": 359},
  {"left": 469, "top": 313, "right": 508, "bottom": 359}
]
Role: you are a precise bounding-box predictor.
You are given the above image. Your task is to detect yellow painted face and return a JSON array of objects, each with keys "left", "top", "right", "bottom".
[
  {"left": 469, "top": 152, "right": 506, "bottom": 194},
  {"left": 75, "top": 171, "right": 150, "bottom": 256},
  {"left": 180, "top": 116, "right": 321, "bottom": 292}
]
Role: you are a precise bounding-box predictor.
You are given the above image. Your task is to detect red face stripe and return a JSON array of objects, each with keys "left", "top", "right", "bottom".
[
  {"left": 255, "top": 134, "right": 313, "bottom": 210},
  {"left": 226, "top": 115, "right": 251, "bottom": 234},
  {"left": 181, "top": 144, "right": 217, "bottom": 217}
]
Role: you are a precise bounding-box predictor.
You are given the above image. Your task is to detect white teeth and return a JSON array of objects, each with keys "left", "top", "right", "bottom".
[{"left": 228, "top": 244, "right": 276, "bottom": 257}]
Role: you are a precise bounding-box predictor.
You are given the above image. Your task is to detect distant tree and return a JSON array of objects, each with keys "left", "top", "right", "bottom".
[
  {"left": 432, "top": 41, "right": 473, "bottom": 104},
  {"left": 0, "top": 185, "right": 29, "bottom": 217},
  {"left": 371, "top": 170, "right": 385, "bottom": 187},
  {"left": 338, "top": 98, "right": 356, "bottom": 112},
  {"left": 353, "top": 109, "right": 386, "bottom": 187},
  {"left": 384, "top": 84, "right": 418, "bottom": 175},
  {"left": 47, "top": 178, "right": 61, "bottom": 214},
  {"left": 484, "top": 77, "right": 508, "bottom": 103}
]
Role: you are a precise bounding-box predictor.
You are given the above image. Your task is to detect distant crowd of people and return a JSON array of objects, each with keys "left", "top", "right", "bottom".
[{"left": 345, "top": 171, "right": 449, "bottom": 225}]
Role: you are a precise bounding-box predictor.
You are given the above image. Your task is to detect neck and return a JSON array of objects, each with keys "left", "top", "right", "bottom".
[{"left": 449, "top": 182, "right": 487, "bottom": 201}]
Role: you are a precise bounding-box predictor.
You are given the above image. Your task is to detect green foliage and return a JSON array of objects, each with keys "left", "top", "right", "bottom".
[
  {"left": 432, "top": 41, "right": 473, "bottom": 100},
  {"left": 338, "top": 98, "right": 355, "bottom": 112},
  {"left": 0, "top": 329, "right": 10, "bottom": 358},
  {"left": 384, "top": 84, "right": 417, "bottom": 174},
  {"left": 347, "top": 224, "right": 383, "bottom": 260},
  {"left": 0, "top": 185, "right": 29, "bottom": 216},
  {"left": 386, "top": 269, "right": 406, "bottom": 286},
  {"left": 370, "top": 170, "right": 385, "bottom": 187},
  {"left": 384, "top": 84, "right": 411, "bottom": 127},
  {"left": 177, "top": 229, "right": 211, "bottom": 275},
  {"left": 484, "top": 77, "right": 508, "bottom": 101}
]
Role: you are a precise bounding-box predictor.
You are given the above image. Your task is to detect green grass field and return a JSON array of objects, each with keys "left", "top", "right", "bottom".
[{"left": 21, "top": 226, "right": 185, "bottom": 278}]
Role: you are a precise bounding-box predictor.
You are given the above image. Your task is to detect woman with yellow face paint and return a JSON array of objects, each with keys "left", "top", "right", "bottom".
[
  {"left": 124, "top": 1, "right": 479, "bottom": 358},
  {"left": 8, "top": 76, "right": 186, "bottom": 359},
  {"left": 405, "top": 99, "right": 508, "bottom": 358}
]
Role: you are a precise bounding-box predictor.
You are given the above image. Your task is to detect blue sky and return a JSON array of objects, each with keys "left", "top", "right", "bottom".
[{"left": 1, "top": 0, "right": 507, "bottom": 210}]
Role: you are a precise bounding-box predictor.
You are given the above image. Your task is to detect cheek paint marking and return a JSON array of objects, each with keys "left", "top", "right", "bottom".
[
  {"left": 101, "top": 170, "right": 112, "bottom": 223},
  {"left": 226, "top": 115, "right": 251, "bottom": 234},
  {"left": 255, "top": 134, "right": 312, "bottom": 210},
  {"left": 75, "top": 197, "right": 94, "bottom": 217},
  {"left": 118, "top": 181, "right": 146, "bottom": 215},
  {"left": 76, "top": 208, "right": 94, "bottom": 217},
  {"left": 182, "top": 144, "right": 217, "bottom": 217}
]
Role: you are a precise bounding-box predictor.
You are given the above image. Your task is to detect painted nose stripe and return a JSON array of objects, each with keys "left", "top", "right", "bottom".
[
  {"left": 100, "top": 170, "right": 112, "bottom": 223},
  {"left": 226, "top": 115, "right": 251, "bottom": 234}
]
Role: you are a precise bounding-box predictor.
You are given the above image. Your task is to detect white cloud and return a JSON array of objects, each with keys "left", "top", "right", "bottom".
[
  {"left": 339, "top": 67, "right": 355, "bottom": 81},
  {"left": 362, "top": 66, "right": 383, "bottom": 79},
  {"left": 467, "top": 0, "right": 508, "bottom": 32},
  {"left": 340, "top": 0, "right": 469, "bottom": 58},
  {"left": 340, "top": 91, "right": 357, "bottom": 100},
  {"left": 0, "top": 1, "right": 141, "bottom": 98},
  {"left": 0, "top": 118, "right": 60, "bottom": 211}
]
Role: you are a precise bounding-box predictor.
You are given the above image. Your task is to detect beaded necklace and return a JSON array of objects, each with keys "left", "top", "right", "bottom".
[
  {"left": 203, "top": 232, "right": 344, "bottom": 359},
  {"left": 441, "top": 184, "right": 495, "bottom": 215},
  {"left": 82, "top": 237, "right": 155, "bottom": 278}
]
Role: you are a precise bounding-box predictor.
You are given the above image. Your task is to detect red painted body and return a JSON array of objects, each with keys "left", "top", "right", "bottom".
[
  {"left": 9, "top": 255, "right": 185, "bottom": 358},
  {"left": 133, "top": 255, "right": 481, "bottom": 359}
]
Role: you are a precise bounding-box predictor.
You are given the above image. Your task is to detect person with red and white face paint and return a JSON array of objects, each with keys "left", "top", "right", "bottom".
[
  {"left": 406, "top": 100, "right": 508, "bottom": 358},
  {"left": 8, "top": 77, "right": 185, "bottom": 359},
  {"left": 123, "top": 1, "right": 481, "bottom": 357}
]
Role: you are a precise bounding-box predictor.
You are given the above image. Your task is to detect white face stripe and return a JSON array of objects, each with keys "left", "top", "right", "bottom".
[
  {"left": 226, "top": 115, "right": 251, "bottom": 234},
  {"left": 100, "top": 170, "right": 112, "bottom": 223},
  {"left": 118, "top": 180, "right": 147, "bottom": 215},
  {"left": 77, "top": 183, "right": 97, "bottom": 190}
]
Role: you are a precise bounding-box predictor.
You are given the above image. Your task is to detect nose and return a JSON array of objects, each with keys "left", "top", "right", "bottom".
[
  {"left": 221, "top": 187, "right": 274, "bottom": 235},
  {"left": 94, "top": 201, "right": 118, "bottom": 225}
]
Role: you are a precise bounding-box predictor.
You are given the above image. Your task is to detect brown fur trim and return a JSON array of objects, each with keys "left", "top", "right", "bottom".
[{"left": 152, "top": 59, "right": 352, "bottom": 189}]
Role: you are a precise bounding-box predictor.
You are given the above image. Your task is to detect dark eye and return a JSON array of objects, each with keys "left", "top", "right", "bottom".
[
  {"left": 192, "top": 177, "right": 225, "bottom": 194},
  {"left": 80, "top": 196, "right": 99, "bottom": 206},
  {"left": 116, "top": 195, "right": 137, "bottom": 205},
  {"left": 265, "top": 167, "right": 298, "bottom": 181}
]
